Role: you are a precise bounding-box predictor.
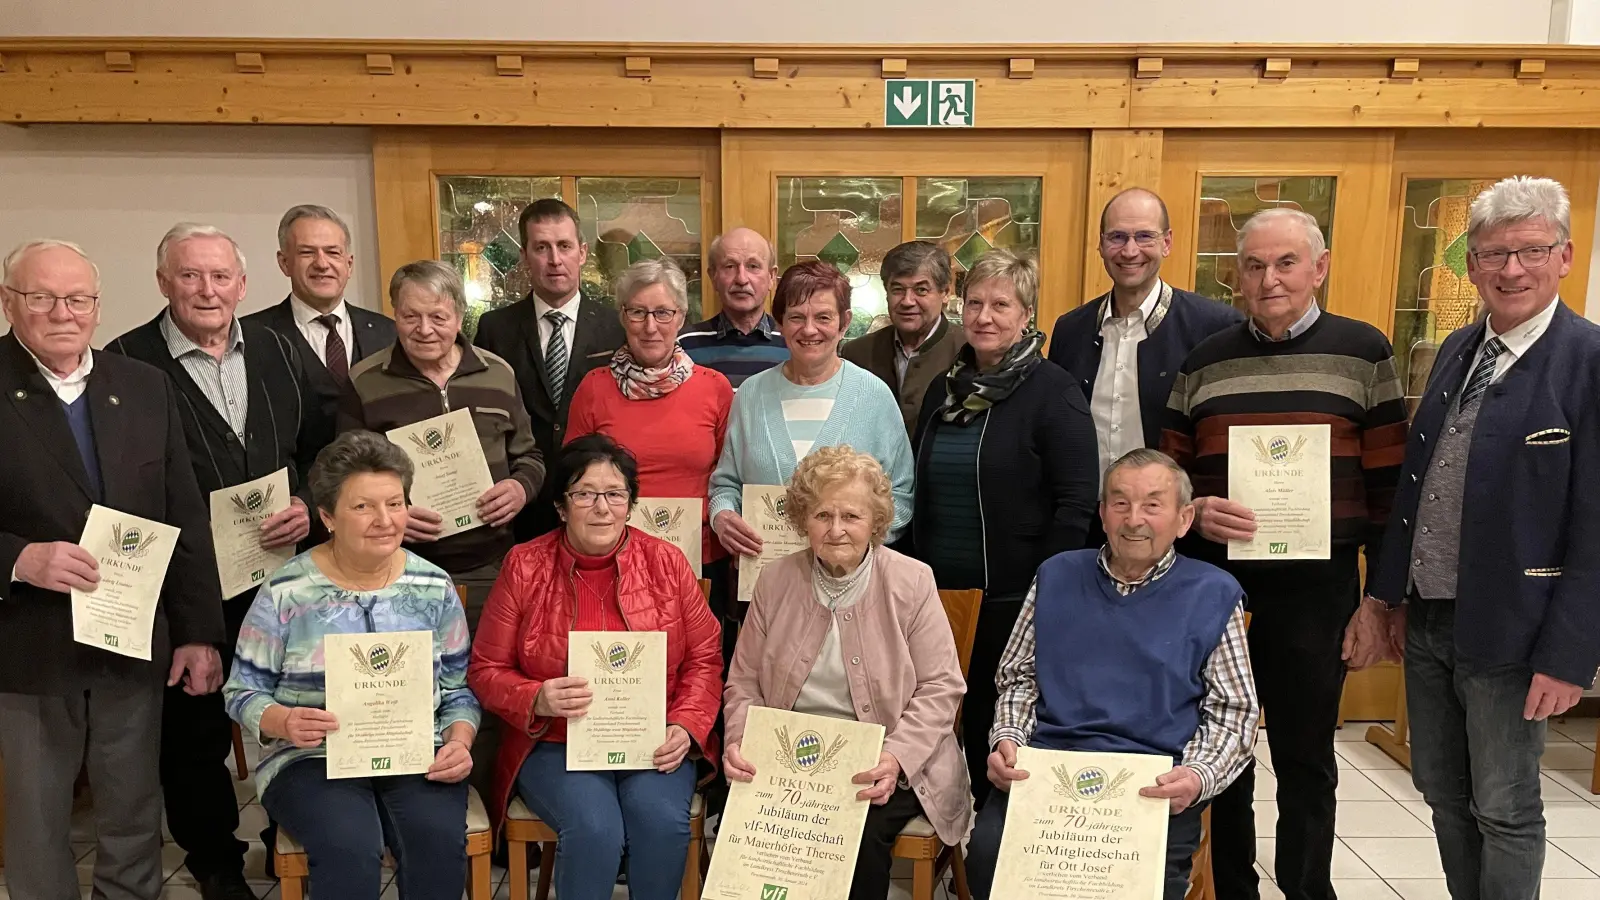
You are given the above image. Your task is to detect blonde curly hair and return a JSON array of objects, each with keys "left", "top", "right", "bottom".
[{"left": 783, "top": 445, "right": 895, "bottom": 544}]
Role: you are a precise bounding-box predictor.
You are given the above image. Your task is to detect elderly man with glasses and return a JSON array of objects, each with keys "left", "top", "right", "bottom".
[{"left": 1367, "top": 176, "right": 1600, "bottom": 899}]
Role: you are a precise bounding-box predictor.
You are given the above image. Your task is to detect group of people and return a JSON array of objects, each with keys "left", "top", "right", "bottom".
[{"left": 0, "top": 173, "right": 1593, "bottom": 900}]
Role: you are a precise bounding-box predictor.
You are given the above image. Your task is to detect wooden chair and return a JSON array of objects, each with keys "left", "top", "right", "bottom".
[
  {"left": 231, "top": 723, "right": 250, "bottom": 780},
  {"left": 890, "top": 587, "right": 983, "bottom": 900}
]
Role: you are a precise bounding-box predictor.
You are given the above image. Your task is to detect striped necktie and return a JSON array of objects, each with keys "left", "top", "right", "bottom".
[
  {"left": 1460, "top": 336, "right": 1506, "bottom": 407},
  {"left": 544, "top": 309, "right": 569, "bottom": 402}
]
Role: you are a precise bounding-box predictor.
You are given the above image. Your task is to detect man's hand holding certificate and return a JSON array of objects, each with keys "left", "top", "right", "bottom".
[
  {"left": 71, "top": 504, "right": 182, "bottom": 660},
  {"left": 387, "top": 408, "right": 497, "bottom": 541},
  {"left": 208, "top": 468, "right": 296, "bottom": 599},
  {"left": 1220, "top": 423, "right": 1332, "bottom": 561}
]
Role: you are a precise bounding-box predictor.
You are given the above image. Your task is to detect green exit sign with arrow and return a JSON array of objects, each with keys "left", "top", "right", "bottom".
[{"left": 884, "top": 79, "right": 975, "bottom": 128}]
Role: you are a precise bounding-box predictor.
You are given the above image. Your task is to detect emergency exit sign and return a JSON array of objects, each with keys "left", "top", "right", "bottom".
[{"left": 884, "top": 79, "right": 975, "bottom": 128}]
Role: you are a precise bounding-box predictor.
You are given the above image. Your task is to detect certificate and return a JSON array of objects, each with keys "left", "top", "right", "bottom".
[
  {"left": 566, "top": 630, "right": 666, "bottom": 771},
  {"left": 704, "top": 707, "right": 885, "bottom": 900},
  {"left": 990, "top": 748, "right": 1173, "bottom": 900},
  {"left": 628, "top": 498, "right": 702, "bottom": 576},
  {"left": 208, "top": 468, "right": 294, "bottom": 599},
  {"left": 1227, "top": 423, "right": 1331, "bottom": 561},
  {"left": 737, "top": 485, "right": 810, "bottom": 603},
  {"left": 72, "top": 505, "right": 182, "bottom": 660},
  {"left": 323, "top": 630, "right": 436, "bottom": 779},
  {"left": 387, "top": 407, "right": 496, "bottom": 540}
]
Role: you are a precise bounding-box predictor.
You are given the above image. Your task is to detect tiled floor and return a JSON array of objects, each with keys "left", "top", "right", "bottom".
[{"left": 14, "top": 717, "right": 1600, "bottom": 899}]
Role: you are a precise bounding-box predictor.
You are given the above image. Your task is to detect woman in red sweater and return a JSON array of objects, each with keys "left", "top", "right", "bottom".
[
  {"left": 566, "top": 258, "right": 735, "bottom": 646},
  {"left": 468, "top": 434, "right": 723, "bottom": 900}
]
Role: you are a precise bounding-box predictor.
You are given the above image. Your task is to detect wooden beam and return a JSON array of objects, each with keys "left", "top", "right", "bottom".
[
  {"left": 366, "top": 53, "right": 395, "bottom": 75},
  {"left": 233, "top": 52, "right": 265, "bottom": 74},
  {"left": 495, "top": 54, "right": 522, "bottom": 76},
  {"left": 0, "top": 53, "right": 7, "bottom": 74},
  {"left": 752, "top": 57, "right": 779, "bottom": 79},
  {"left": 1135, "top": 57, "right": 1163, "bottom": 79},
  {"left": 1080, "top": 129, "right": 1165, "bottom": 304},
  {"left": 1009, "top": 58, "right": 1035, "bottom": 79},
  {"left": 103, "top": 51, "right": 133, "bottom": 73},
  {"left": 624, "top": 56, "right": 651, "bottom": 78},
  {"left": 881, "top": 57, "right": 907, "bottom": 79},
  {"left": 1263, "top": 57, "right": 1292, "bottom": 79}
]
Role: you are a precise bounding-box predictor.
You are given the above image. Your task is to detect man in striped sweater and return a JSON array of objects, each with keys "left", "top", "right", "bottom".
[{"left": 1160, "top": 209, "right": 1408, "bottom": 900}]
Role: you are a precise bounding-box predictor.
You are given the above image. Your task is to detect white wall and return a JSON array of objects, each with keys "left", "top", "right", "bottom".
[
  {"left": 0, "top": 0, "right": 1557, "bottom": 44},
  {"left": 0, "top": 125, "right": 379, "bottom": 346}
]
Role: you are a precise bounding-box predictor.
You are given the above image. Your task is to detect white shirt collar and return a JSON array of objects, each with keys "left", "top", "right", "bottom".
[
  {"left": 895, "top": 315, "right": 943, "bottom": 357},
  {"left": 1484, "top": 295, "right": 1560, "bottom": 361},
  {"left": 533, "top": 291, "right": 581, "bottom": 322},
  {"left": 20, "top": 340, "right": 93, "bottom": 391},
  {"left": 289, "top": 294, "right": 349, "bottom": 328},
  {"left": 1100, "top": 279, "right": 1163, "bottom": 328}
]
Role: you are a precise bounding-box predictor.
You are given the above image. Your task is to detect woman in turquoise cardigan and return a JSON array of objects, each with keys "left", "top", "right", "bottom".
[{"left": 709, "top": 260, "right": 914, "bottom": 564}]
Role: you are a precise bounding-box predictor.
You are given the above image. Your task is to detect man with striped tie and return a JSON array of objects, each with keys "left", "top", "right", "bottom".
[
  {"left": 1369, "top": 176, "right": 1600, "bottom": 899},
  {"left": 475, "top": 199, "right": 624, "bottom": 538}
]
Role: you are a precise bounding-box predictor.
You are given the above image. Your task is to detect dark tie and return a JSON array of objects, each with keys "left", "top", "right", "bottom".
[
  {"left": 316, "top": 314, "right": 349, "bottom": 386},
  {"left": 544, "top": 310, "right": 569, "bottom": 402},
  {"left": 1459, "top": 336, "right": 1506, "bottom": 407}
]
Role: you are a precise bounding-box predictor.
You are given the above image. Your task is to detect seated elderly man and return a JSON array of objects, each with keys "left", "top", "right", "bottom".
[{"left": 965, "top": 448, "right": 1259, "bottom": 900}]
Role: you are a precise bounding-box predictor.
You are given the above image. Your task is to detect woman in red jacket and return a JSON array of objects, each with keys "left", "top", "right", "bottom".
[{"left": 468, "top": 434, "right": 723, "bottom": 900}]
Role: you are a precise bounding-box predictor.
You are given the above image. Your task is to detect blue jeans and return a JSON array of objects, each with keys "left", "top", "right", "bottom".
[
  {"left": 261, "top": 756, "right": 469, "bottom": 900},
  {"left": 1406, "top": 595, "right": 1547, "bottom": 900},
  {"left": 517, "top": 741, "right": 697, "bottom": 900}
]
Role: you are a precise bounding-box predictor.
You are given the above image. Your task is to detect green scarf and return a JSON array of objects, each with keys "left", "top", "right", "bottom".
[{"left": 939, "top": 328, "right": 1046, "bottom": 425}]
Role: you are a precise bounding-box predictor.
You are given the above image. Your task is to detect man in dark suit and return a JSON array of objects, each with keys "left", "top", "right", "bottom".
[
  {"left": 1368, "top": 176, "right": 1600, "bottom": 899},
  {"left": 241, "top": 204, "right": 395, "bottom": 460},
  {"left": 0, "top": 239, "right": 224, "bottom": 900},
  {"left": 474, "top": 198, "right": 625, "bottom": 537},
  {"left": 107, "top": 223, "right": 317, "bottom": 900}
]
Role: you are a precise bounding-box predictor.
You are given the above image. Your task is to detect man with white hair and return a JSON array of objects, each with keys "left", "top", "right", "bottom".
[
  {"left": 1160, "top": 208, "right": 1409, "bottom": 900},
  {"left": 1368, "top": 176, "right": 1600, "bottom": 899},
  {"left": 107, "top": 223, "right": 321, "bottom": 900},
  {"left": 0, "top": 239, "right": 223, "bottom": 900}
]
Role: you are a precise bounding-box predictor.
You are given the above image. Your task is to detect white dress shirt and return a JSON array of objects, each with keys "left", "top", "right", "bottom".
[
  {"left": 1463, "top": 295, "right": 1560, "bottom": 390},
  {"left": 534, "top": 292, "right": 581, "bottom": 368},
  {"left": 11, "top": 345, "right": 93, "bottom": 582},
  {"left": 1091, "top": 280, "right": 1161, "bottom": 483},
  {"left": 289, "top": 295, "right": 355, "bottom": 369}
]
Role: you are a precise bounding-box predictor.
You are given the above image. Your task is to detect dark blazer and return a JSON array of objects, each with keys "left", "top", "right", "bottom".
[
  {"left": 106, "top": 314, "right": 321, "bottom": 594},
  {"left": 1049, "top": 286, "right": 1243, "bottom": 450},
  {"left": 1370, "top": 302, "right": 1600, "bottom": 687},
  {"left": 910, "top": 358, "right": 1100, "bottom": 599},
  {"left": 841, "top": 316, "right": 966, "bottom": 438},
  {"left": 241, "top": 296, "right": 395, "bottom": 460},
  {"left": 474, "top": 294, "right": 626, "bottom": 536},
  {"left": 0, "top": 333, "right": 223, "bottom": 694}
]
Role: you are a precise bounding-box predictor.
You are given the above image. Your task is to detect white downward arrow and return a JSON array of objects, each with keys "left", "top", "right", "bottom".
[{"left": 893, "top": 87, "right": 922, "bottom": 120}]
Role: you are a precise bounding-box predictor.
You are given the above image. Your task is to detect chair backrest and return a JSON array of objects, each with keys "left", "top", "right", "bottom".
[
  {"left": 937, "top": 589, "right": 984, "bottom": 679},
  {"left": 457, "top": 583, "right": 468, "bottom": 607},
  {"left": 699, "top": 578, "right": 711, "bottom": 602}
]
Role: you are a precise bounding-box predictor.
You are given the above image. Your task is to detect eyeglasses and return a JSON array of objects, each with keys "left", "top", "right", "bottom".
[
  {"left": 1101, "top": 230, "right": 1166, "bottom": 250},
  {"left": 888, "top": 283, "right": 939, "bottom": 300},
  {"left": 621, "top": 306, "right": 682, "bottom": 324},
  {"left": 2, "top": 286, "right": 100, "bottom": 315},
  {"left": 1471, "top": 244, "right": 1560, "bottom": 272},
  {"left": 566, "top": 489, "right": 631, "bottom": 508}
]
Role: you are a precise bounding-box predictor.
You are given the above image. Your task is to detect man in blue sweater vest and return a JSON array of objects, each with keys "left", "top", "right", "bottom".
[{"left": 965, "top": 448, "right": 1259, "bottom": 900}]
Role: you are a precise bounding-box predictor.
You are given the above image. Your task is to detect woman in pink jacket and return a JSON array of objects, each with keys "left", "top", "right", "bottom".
[{"left": 722, "top": 445, "right": 971, "bottom": 900}]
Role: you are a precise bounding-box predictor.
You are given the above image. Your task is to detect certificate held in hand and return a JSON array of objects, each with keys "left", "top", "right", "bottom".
[
  {"left": 1227, "top": 423, "right": 1332, "bottom": 561},
  {"left": 566, "top": 630, "right": 666, "bottom": 771},
  {"left": 208, "top": 468, "right": 293, "bottom": 599},
  {"left": 737, "top": 485, "right": 809, "bottom": 603},
  {"left": 627, "top": 499, "right": 702, "bottom": 576},
  {"left": 323, "top": 630, "right": 436, "bottom": 779},
  {"left": 72, "top": 504, "right": 182, "bottom": 660},
  {"left": 387, "top": 407, "right": 496, "bottom": 540}
]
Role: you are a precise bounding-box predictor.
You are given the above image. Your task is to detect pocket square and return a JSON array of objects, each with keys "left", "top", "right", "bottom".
[
  {"left": 1525, "top": 428, "right": 1571, "bottom": 445},
  {"left": 1524, "top": 567, "right": 1563, "bottom": 577}
]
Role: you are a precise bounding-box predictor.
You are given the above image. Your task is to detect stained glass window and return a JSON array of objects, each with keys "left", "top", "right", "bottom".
[
  {"left": 1195, "top": 176, "right": 1337, "bottom": 311},
  {"left": 437, "top": 176, "right": 562, "bottom": 337},
  {"left": 1392, "top": 179, "right": 1494, "bottom": 416},
  {"left": 576, "top": 177, "right": 703, "bottom": 322},
  {"left": 777, "top": 176, "right": 902, "bottom": 341},
  {"left": 915, "top": 176, "right": 1042, "bottom": 322}
]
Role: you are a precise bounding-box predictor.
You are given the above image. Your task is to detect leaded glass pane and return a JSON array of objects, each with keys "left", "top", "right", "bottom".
[
  {"left": 915, "top": 176, "right": 1042, "bottom": 322},
  {"left": 777, "top": 176, "right": 902, "bottom": 341},
  {"left": 1393, "top": 178, "right": 1494, "bottom": 416},
  {"left": 576, "top": 177, "right": 703, "bottom": 321},
  {"left": 1195, "top": 176, "right": 1337, "bottom": 311},
  {"left": 436, "top": 175, "right": 562, "bottom": 338}
]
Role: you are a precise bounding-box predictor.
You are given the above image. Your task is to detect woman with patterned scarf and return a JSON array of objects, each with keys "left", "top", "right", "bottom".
[
  {"left": 909, "top": 248, "right": 1099, "bottom": 810},
  {"left": 566, "top": 257, "right": 734, "bottom": 595}
]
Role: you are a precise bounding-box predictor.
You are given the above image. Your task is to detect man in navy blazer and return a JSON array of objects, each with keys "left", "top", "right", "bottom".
[
  {"left": 1048, "top": 188, "right": 1242, "bottom": 488},
  {"left": 1368, "top": 176, "right": 1600, "bottom": 899}
]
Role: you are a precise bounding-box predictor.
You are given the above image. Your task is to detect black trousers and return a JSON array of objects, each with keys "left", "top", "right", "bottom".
[
  {"left": 160, "top": 594, "right": 251, "bottom": 881},
  {"left": 703, "top": 555, "right": 739, "bottom": 819},
  {"left": 966, "top": 787, "right": 1206, "bottom": 900},
  {"left": 852, "top": 786, "right": 925, "bottom": 900},
  {"left": 964, "top": 597, "right": 1025, "bottom": 812},
  {"left": 1210, "top": 559, "right": 1359, "bottom": 900}
]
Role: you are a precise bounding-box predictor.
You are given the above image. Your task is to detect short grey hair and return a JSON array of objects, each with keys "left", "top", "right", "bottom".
[
  {"left": 388, "top": 260, "right": 467, "bottom": 320},
  {"left": 963, "top": 248, "right": 1039, "bottom": 311},
  {"left": 278, "top": 204, "right": 352, "bottom": 252},
  {"left": 1468, "top": 176, "right": 1571, "bottom": 247},
  {"left": 708, "top": 229, "right": 776, "bottom": 269},
  {"left": 1236, "top": 208, "right": 1327, "bottom": 258},
  {"left": 615, "top": 258, "right": 689, "bottom": 313},
  {"left": 881, "top": 241, "right": 953, "bottom": 292},
  {"left": 308, "top": 430, "right": 415, "bottom": 516},
  {"left": 157, "top": 223, "right": 246, "bottom": 274},
  {"left": 1101, "top": 448, "right": 1194, "bottom": 506},
  {"left": 1, "top": 239, "right": 102, "bottom": 293}
]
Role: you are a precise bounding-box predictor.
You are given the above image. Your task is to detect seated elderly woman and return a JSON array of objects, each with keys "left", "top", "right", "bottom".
[
  {"left": 723, "top": 445, "right": 970, "bottom": 900},
  {"left": 468, "top": 434, "right": 723, "bottom": 900},
  {"left": 224, "top": 430, "right": 481, "bottom": 900}
]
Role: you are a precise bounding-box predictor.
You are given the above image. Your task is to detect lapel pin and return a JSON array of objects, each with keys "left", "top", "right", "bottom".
[
  {"left": 13, "top": 389, "right": 25, "bottom": 400},
  {"left": 109, "top": 395, "right": 121, "bottom": 406}
]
